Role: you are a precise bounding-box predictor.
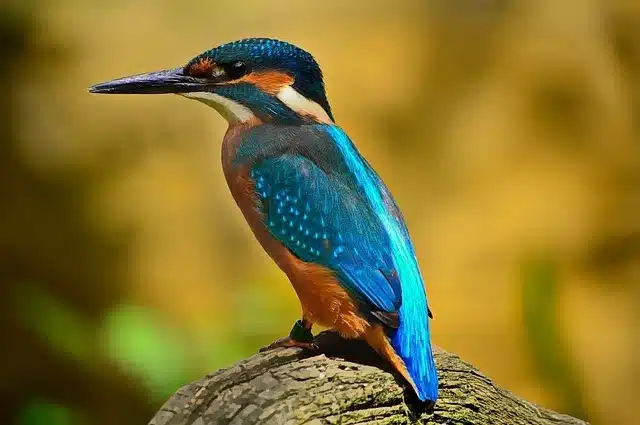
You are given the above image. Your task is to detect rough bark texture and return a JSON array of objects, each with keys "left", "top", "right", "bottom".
[{"left": 149, "top": 332, "right": 588, "bottom": 425}]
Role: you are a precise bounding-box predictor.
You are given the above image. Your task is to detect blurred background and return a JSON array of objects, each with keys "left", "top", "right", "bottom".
[{"left": 0, "top": 0, "right": 638, "bottom": 424}]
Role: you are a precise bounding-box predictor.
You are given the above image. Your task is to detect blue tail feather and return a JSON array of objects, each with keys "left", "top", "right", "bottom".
[{"left": 391, "top": 308, "right": 438, "bottom": 402}]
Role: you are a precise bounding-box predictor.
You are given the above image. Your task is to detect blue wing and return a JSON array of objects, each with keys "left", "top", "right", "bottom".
[{"left": 250, "top": 153, "right": 402, "bottom": 317}]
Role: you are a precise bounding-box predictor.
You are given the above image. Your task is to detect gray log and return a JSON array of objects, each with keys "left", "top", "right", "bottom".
[{"left": 149, "top": 331, "right": 588, "bottom": 425}]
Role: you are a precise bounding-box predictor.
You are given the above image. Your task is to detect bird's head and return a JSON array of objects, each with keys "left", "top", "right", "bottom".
[{"left": 89, "top": 38, "right": 334, "bottom": 125}]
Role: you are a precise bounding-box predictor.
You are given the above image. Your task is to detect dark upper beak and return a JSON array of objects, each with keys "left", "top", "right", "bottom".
[{"left": 88, "top": 67, "right": 209, "bottom": 94}]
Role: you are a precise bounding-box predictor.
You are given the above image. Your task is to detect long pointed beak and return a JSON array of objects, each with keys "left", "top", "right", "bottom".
[{"left": 88, "top": 67, "right": 208, "bottom": 94}]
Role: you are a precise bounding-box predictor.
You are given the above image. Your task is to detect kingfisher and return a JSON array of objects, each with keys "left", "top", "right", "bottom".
[{"left": 89, "top": 38, "right": 438, "bottom": 404}]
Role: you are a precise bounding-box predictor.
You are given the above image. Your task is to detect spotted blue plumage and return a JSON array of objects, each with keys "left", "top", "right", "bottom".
[
  {"left": 250, "top": 155, "right": 400, "bottom": 313},
  {"left": 235, "top": 124, "right": 438, "bottom": 402}
]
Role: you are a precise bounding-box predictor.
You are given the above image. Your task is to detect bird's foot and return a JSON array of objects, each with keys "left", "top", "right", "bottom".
[
  {"left": 259, "top": 320, "right": 317, "bottom": 352},
  {"left": 259, "top": 336, "right": 318, "bottom": 352}
]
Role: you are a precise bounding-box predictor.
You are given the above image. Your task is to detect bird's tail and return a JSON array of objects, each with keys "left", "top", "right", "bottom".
[
  {"left": 365, "top": 314, "right": 438, "bottom": 403},
  {"left": 390, "top": 306, "right": 438, "bottom": 402}
]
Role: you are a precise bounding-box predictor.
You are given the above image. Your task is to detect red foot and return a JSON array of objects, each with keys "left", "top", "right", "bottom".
[{"left": 259, "top": 336, "right": 318, "bottom": 352}]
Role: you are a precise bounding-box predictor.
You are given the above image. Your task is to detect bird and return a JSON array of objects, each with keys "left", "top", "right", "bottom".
[{"left": 89, "top": 37, "right": 438, "bottom": 404}]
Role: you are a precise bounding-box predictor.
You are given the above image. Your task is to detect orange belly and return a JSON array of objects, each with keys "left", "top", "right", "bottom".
[{"left": 282, "top": 252, "right": 370, "bottom": 339}]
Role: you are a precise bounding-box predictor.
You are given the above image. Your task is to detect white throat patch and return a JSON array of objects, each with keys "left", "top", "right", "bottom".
[
  {"left": 276, "top": 86, "right": 333, "bottom": 123},
  {"left": 179, "top": 92, "right": 254, "bottom": 123}
]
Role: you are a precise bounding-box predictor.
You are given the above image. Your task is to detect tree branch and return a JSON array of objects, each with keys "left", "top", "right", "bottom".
[{"left": 149, "top": 331, "right": 589, "bottom": 425}]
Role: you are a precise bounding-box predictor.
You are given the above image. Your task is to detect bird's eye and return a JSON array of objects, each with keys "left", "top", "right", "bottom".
[{"left": 225, "top": 61, "right": 248, "bottom": 79}]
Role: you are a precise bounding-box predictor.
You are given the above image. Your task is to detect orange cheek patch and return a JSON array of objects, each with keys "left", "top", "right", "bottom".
[{"left": 242, "top": 71, "right": 294, "bottom": 95}]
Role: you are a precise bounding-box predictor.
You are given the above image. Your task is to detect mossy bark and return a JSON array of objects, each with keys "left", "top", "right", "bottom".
[{"left": 149, "top": 332, "right": 588, "bottom": 425}]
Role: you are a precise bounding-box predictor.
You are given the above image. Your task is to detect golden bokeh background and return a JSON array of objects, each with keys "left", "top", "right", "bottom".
[{"left": 1, "top": 1, "right": 638, "bottom": 424}]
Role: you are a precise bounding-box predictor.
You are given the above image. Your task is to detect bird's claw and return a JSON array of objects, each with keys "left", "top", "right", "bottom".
[
  {"left": 259, "top": 337, "right": 318, "bottom": 352},
  {"left": 259, "top": 319, "right": 317, "bottom": 352}
]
